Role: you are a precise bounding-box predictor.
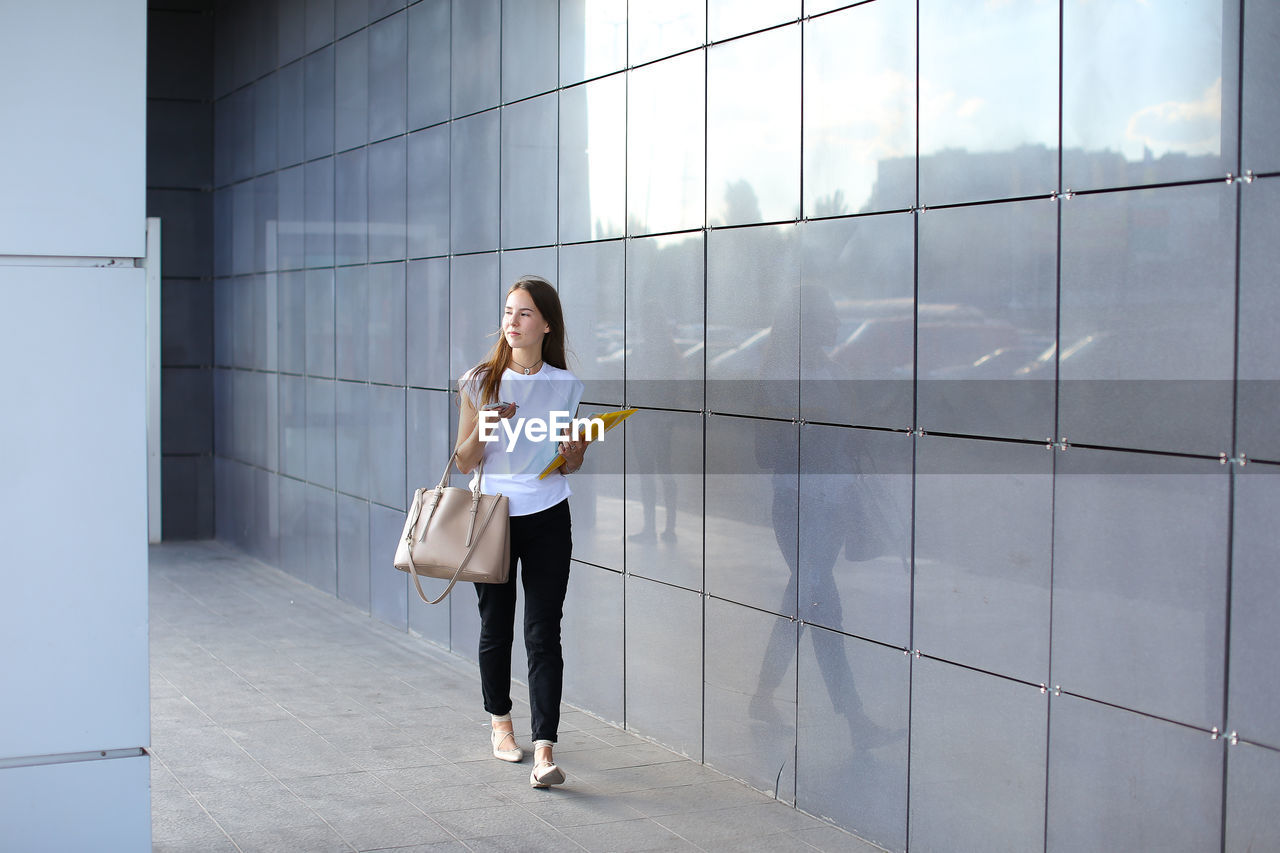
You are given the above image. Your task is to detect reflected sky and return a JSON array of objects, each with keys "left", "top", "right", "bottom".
[
  {"left": 573, "top": 0, "right": 1231, "bottom": 233},
  {"left": 629, "top": 0, "right": 704, "bottom": 67},
  {"left": 708, "top": 25, "right": 800, "bottom": 226},
  {"left": 1065, "top": 0, "right": 1227, "bottom": 162},
  {"left": 804, "top": 0, "right": 915, "bottom": 216},
  {"left": 920, "top": 0, "right": 1059, "bottom": 157},
  {"left": 709, "top": 0, "right": 800, "bottom": 41},
  {"left": 628, "top": 51, "right": 705, "bottom": 234}
]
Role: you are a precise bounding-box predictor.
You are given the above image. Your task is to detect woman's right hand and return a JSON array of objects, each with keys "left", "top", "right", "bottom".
[{"left": 483, "top": 402, "right": 518, "bottom": 420}]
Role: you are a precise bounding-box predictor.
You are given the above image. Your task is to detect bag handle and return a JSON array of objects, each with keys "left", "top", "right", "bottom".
[{"left": 404, "top": 451, "right": 504, "bottom": 605}]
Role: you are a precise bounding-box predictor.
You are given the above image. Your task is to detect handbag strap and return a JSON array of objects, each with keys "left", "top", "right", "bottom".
[
  {"left": 404, "top": 451, "right": 504, "bottom": 605},
  {"left": 436, "top": 449, "right": 485, "bottom": 492},
  {"left": 404, "top": 486, "right": 506, "bottom": 605}
]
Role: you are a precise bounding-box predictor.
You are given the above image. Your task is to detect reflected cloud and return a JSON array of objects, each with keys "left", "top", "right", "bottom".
[{"left": 1126, "top": 77, "right": 1222, "bottom": 158}]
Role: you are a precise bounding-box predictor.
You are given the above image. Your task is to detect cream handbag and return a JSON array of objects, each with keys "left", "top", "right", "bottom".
[{"left": 394, "top": 452, "right": 510, "bottom": 604}]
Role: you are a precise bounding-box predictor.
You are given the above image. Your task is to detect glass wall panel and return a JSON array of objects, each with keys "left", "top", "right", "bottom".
[
  {"left": 917, "top": 199, "right": 1058, "bottom": 440},
  {"left": 707, "top": 224, "right": 799, "bottom": 419},
  {"left": 800, "top": 214, "right": 914, "bottom": 429},
  {"left": 567, "top": 407, "right": 624, "bottom": 571},
  {"left": 406, "top": 125, "right": 450, "bottom": 259},
  {"left": 707, "top": 25, "right": 799, "bottom": 227},
  {"left": 279, "top": 475, "right": 307, "bottom": 579},
  {"left": 626, "top": 232, "right": 704, "bottom": 411},
  {"left": 407, "top": 0, "right": 450, "bottom": 131},
  {"left": 706, "top": 415, "right": 797, "bottom": 615},
  {"left": 253, "top": 75, "right": 277, "bottom": 176},
  {"left": 304, "top": 157, "right": 335, "bottom": 268},
  {"left": 1052, "top": 449, "right": 1228, "bottom": 729},
  {"left": 279, "top": 374, "right": 307, "bottom": 480},
  {"left": 500, "top": 94, "right": 558, "bottom": 249},
  {"left": 797, "top": 628, "right": 908, "bottom": 853},
  {"left": 914, "top": 435, "right": 1052, "bottom": 684},
  {"left": 305, "top": 483, "right": 338, "bottom": 593},
  {"left": 1242, "top": 2, "right": 1280, "bottom": 174},
  {"left": 562, "top": 564, "right": 624, "bottom": 724},
  {"left": 1227, "top": 465, "right": 1280, "bottom": 749},
  {"left": 277, "top": 165, "right": 305, "bottom": 271},
  {"left": 368, "top": 383, "right": 406, "bottom": 509},
  {"left": 501, "top": 0, "right": 558, "bottom": 103},
  {"left": 278, "top": 0, "right": 306, "bottom": 62},
  {"left": 334, "top": 148, "right": 368, "bottom": 267},
  {"left": 559, "top": 0, "right": 626, "bottom": 86},
  {"left": 336, "top": 0, "right": 365, "bottom": 38},
  {"left": 1225, "top": 741, "right": 1280, "bottom": 853},
  {"left": 559, "top": 74, "right": 626, "bottom": 243},
  {"left": 800, "top": 425, "right": 911, "bottom": 648},
  {"left": 448, "top": 252, "right": 500, "bottom": 383},
  {"left": 804, "top": 0, "right": 916, "bottom": 217},
  {"left": 709, "top": 0, "right": 798, "bottom": 41},
  {"left": 277, "top": 59, "right": 305, "bottom": 168},
  {"left": 368, "top": 11, "right": 407, "bottom": 141},
  {"left": 1059, "top": 184, "right": 1236, "bottom": 455},
  {"left": 919, "top": 0, "right": 1058, "bottom": 205},
  {"left": 304, "top": 44, "right": 335, "bottom": 160},
  {"left": 405, "top": 257, "right": 450, "bottom": 390},
  {"left": 451, "top": 0, "right": 500, "bottom": 117},
  {"left": 304, "top": 268, "right": 336, "bottom": 377},
  {"left": 369, "top": 502, "right": 409, "bottom": 630},
  {"left": 1064, "top": 0, "right": 1240, "bottom": 190},
  {"left": 369, "top": 136, "right": 407, "bottom": 262},
  {"left": 627, "top": 51, "right": 705, "bottom": 236},
  {"left": 368, "top": 260, "right": 406, "bottom": 386},
  {"left": 1236, "top": 178, "right": 1280, "bottom": 463},
  {"left": 335, "top": 379, "right": 369, "bottom": 497},
  {"left": 334, "top": 265, "right": 368, "bottom": 381},
  {"left": 625, "top": 409, "right": 704, "bottom": 591},
  {"left": 449, "top": 110, "right": 500, "bottom": 253},
  {"left": 306, "top": 377, "right": 336, "bottom": 488},
  {"left": 498, "top": 249, "right": 558, "bottom": 297},
  {"left": 908, "top": 659, "right": 1047, "bottom": 853},
  {"left": 559, "top": 240, "right": 624, "bottom": 404},
  {"left": 1047, "top": 695, "right": 1223, "bottom": 853},
  {"left": 705, "top": 597, "right": 797, "bottom": 803},
  {"left": 629, "top": 0, "right": 704, "bottom": 67},
  {"left": 625, "top": 577, "right": 703, "bottom": 758},
  {"left": 334, "top": 29, "right": 368, "bottom": 153}
]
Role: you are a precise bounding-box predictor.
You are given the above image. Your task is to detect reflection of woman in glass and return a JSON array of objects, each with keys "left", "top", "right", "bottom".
[
  {"left": 453, "top": 277, "right": 586, "bottom": 789},
  {"left": 752, "top": 286, "right": 887, "bottom": 749},
  {"left": 629, "top": 296, "right": 681, "bottom": 543}
]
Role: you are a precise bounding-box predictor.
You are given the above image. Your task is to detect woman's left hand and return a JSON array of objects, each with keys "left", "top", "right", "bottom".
[{"left": 559, "top": 439, "right": 586, "bottom": 474}]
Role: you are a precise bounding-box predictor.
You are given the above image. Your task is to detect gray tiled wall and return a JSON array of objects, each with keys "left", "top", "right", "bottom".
[
  {"left": 149, "top": 3, "right": 217, "bottom": 538},
  {"left": 208, "top": 1, "right": 1280, "bottom": 848}
]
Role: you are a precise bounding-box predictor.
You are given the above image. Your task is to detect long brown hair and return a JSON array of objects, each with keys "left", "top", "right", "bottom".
[{"left": 468, "top": 276, "right": 568, "bottom": 406}]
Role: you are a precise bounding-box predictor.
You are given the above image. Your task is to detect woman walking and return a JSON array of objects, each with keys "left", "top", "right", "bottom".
[{"left": 453, "top": 276, "right": 586, "bottom": 789}]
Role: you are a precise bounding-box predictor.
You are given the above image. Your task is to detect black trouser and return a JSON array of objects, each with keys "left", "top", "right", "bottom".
[{"left": 475, "top": 498, "right": 572, "bottom": 743}]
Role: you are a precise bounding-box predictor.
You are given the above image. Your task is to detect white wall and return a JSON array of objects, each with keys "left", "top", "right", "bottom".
[
  {"left": 0, "top": 1, "right": 151, "bottom": 849},
  {"left": 0, "top": 1, "right": 147, "bottom": 257}
]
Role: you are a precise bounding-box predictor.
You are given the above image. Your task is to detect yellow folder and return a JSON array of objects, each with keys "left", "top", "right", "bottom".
[{"left": 537, "top": 408, "right": 638, "bottom": 479}]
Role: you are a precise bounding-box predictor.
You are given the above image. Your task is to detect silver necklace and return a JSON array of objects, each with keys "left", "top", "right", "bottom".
[{"left": 512, "top": 357, "right": 542, "bottom": 375}]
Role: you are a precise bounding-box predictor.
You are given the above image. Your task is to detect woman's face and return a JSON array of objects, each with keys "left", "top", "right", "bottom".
[{"left": 503, "top": 288, "right": 550, "bottom": 358}]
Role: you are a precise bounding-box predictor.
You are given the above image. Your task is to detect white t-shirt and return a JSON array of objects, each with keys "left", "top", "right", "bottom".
[{"left": 460, "top": 363, "right": 585, "bottom": 516}]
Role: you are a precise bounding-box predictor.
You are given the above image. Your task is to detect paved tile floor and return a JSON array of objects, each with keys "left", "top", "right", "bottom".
[{"left": 150, "top": 541, "right": 884, "bottom": 853}]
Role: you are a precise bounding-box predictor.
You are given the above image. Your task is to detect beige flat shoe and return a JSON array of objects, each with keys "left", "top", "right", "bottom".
[
  {"left": 529, "top": 740, "right": 565, "bottom": 788},
  {"left": 491, "top": 726, "right": 524, "bottom": 763},
  {"left": 530, "top": 759, "right": 565, "bottom": 788}
]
